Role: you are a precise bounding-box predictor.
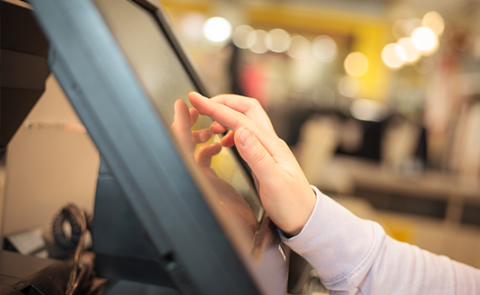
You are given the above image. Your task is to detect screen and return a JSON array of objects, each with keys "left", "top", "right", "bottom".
[
  {"left": 94, "top": 0, "right": 265, "bottom": 247},
  {"left": 30, "top": 0, "right": 288, "bottom": 292}
]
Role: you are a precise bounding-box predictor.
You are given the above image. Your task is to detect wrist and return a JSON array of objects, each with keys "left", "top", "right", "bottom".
[{"left": 282, "top": 187, "right": 317, "bottom": 237}]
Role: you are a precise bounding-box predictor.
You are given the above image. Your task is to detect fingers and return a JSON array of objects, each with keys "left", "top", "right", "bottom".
[
  {"left": 173, "top": 99, "right": 212, "bottom": 151},
  {"left": 192, "top": 129, "right": 212, "bottom": 146},
  {"left": 209, "top": 94, "right": 275, "bottom": 133},
  {"left": 190, "top": 93, "right": 274, "bottom": 133},
  {"left": 234, "top": 127, "right": 279, "bottom": 186},
  {"left": 196, "top": 142, "right": 222, "bottom": 167},
  {"left": 219, "top": 130, "right": 234, "bottom": 147},
  {"left": 172, "top": 99, "right": 192, "bottom": 148},
  {"left": 189, "top": 92, "right": 274, "bottom": 133},
  {"left": 189, "top": 108, "right": 199, "bottom": 127},
  {"left": 210, "top": 121, "right": 227, "bottom": 134},
  {"left": 188, "top": 93, "right": 317, "bottom": 236},
  {"left": 189, "top": 92, "right": 283, "bottom": 156},
  {"left": 189, "top": 92, "right": 247, "bottom": 132}
]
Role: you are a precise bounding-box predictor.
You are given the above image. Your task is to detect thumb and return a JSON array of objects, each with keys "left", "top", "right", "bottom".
[{"left": 234, "top": 127, "right": 277, "bottom": 183}]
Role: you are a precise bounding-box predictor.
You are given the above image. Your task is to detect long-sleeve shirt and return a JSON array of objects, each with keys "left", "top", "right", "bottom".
[{"left": 282, "top": 187, "right": 480, "bottom": 295}]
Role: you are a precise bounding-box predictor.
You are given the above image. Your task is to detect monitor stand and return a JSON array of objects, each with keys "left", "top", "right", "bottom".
[{"left": 93, "top": 158, "right": 177, "bottom": 291}]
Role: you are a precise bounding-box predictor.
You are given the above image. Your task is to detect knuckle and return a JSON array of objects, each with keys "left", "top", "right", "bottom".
[
  {"left": 233, "top": 113, "right": 248, "bottom": 131},
  {"left": 250, "top": 145, "right": 267, "bottom": 164},
  {"left": 276, "top": 138, "right": 288, "bottom": 148},
  {"left": 211, "top": 94, "right": 222, "bottom": 100},
  {"left": 249, "top": 98, "right": 261, "bottom": 109}
]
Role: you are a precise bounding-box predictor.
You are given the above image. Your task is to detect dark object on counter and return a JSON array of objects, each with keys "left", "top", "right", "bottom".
[
  {"left": 0, "top": 0, "right": 50, "bottom": 151},
  {"left": 0, "top": 251, "right": 106, "bottom": 295},
  {"left": 0, "top": 250, "right": 71, "bottom": 295}
]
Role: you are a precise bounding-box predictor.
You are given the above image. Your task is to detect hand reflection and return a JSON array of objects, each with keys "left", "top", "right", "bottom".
[
  {"left": 171, "top": 99, "right": 258, "bottom": 235},
  {"left": 172, "top": 99, "right": 212, "bottom": 151}
]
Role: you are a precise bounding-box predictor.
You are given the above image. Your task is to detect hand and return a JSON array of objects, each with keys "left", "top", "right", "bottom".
[
  {"left": 188, "top": 92, "right": 316, "bottom": 236},
  {"left": 172, "top": 99, "right": 212, "bottom": 152},
  {"left": 171, "top": 99, "right": 258, "bottom": 234}
]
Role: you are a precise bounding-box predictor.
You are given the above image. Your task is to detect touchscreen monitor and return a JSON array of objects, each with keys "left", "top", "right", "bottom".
[{"left": 29, "top": 0, "right": 288, "bottom": 294}]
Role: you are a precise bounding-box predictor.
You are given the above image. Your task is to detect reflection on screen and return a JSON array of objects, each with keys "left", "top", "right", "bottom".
[{"left": 94, "top": 0, "right": 264, "bottom": 240}]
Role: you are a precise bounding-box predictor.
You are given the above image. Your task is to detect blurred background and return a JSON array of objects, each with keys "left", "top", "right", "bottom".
[
  {"left": 1, "top": 0, "right": 479, "bottom": 277},
  {"left": 161, "top": 0, "right": 480, "bottom": 180},
  {"left": 159, "top": 0, "right": 480, "bottom": 268}
]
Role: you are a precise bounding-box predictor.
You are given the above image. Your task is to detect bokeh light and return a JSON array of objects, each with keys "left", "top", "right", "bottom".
[
  {"left": 344, "top": 52, "right": 369, "bottom": 77},
  {"left": 411, "top": 27, "right": 439, "bottom": 53},
  {"left": 266, "top": 29, "right": 291, "bottom": 53},
  {"left": 180, "top": 12, "right": 206, "bottom": 42},
  {"left": 350, "top": 99, "right": 387, "bottom": 122},
  {"left": 422, "top": 11, "right": 445, "bottom": 36},
  {"left": 403, "top": 18, "right": 422, "bottom": 36},
  {"left": 382, "top": 43, "right": 406, "bottom": 69},
  {"left": 397, "top": 37, "right": 421, "bottom": 63},
  {"left": 249, "top": 30, "right": 269, "bottom": 54},
  {"left": 312, "top": 35, "right": 337, "bottom": 62},
  {"left": 287, "top": 35, "right": 311, "bottom": 59},
  {"left": 338, "top": 76, "right": 360, "bottom": 97},
  {"left": 392, "top": 20, "right": 408, "bottom": 39},
  {"left": 203, "top": 17, "right": 232, "bottom": 42},
  {"left": 233, "top": 25, "right": 255, "bottom": 49}
]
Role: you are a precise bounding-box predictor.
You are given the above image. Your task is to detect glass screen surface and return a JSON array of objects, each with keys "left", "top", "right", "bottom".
[{"left": 94, "top": 0, "right": 264, "bottom": 242}]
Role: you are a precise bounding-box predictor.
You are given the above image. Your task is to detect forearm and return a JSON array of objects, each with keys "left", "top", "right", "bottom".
[
  {"left": 282, "top": 187, "right": 384, "bottom": 293},
  {"left": 282, "top": 187, "right": 480, "bottom": 295}
]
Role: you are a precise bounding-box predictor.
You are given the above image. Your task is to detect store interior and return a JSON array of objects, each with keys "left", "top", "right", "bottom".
[
  {"left": 156, "top": 0, "right": 480, "bottom": 269},
  {"left": 1, "top": 0, "right": 480, "bottom": 294},
  {"left": 164, "top": 1, "right": 480, "bottom": 267}
]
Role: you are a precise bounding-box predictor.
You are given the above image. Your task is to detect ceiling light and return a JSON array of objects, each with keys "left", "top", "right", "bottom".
[
  {"left": 344, "top": 52, "right": 369, "bottom": 77},
  {"left": 287, "top": 35, "right": 310, "bottom": 59},
  {"left": 411, "top": 27, "right": 439, "bottom": 53},
  {"left": 233, "top": 25, "right": 255, "bottom": 49},
  {"left": 265, "top": 28, "right": 291, "bottom": 53},
  {"left": 382, "top": 43, "right": 406, "bottom": 69},
  {"left": 397, "top": 37, "right": 421, "bottom": 63},
  {"left": 422, "top": 11, "right": 444, "bottom": 36},
  {"left": 312, "top": 35, "right": 337, "bottom": 62},
  {"left": 249, "top": 30, "right": 268, "bottom": 54},
  {"left": 203, "top": 17, "right": 232, "bottom": 43}
]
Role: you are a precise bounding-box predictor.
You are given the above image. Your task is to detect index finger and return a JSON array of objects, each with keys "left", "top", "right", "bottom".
[
  {"left": 189, "top": 92, "right": 247, "bottom": 132},
  {"left": 209, "top": 94, "right": 275, "bottom": 133},
  {"left": 188, "top": 92, "right": 291, "bottom": 164},
  {"left": 189, "top": 92, "right": 273, "bottom": 135}
]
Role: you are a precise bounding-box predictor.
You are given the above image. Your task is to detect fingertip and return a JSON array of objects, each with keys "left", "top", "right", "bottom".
[
  {"left": 210, "top": 121, "right": 227, "bottom": 134},
  {"left": 188, "top": 92, "right": 211, "bottom": 116},
  {"left": 189, "top": 91, "right": 208, "bottom": 101},
  {"left": 174, "top": 98, "right": 187, "bottom": 109},
  {"left": 212, "top": 141, "right": 223, "bottom": 153},
  {"left": 199, "top": 129, "right": 212, "bottom": 143},
  {"left": 189, "top": 109, "right": 199, "bottom": 126},
  {"left": 188, "top": 92, "right": 200, "bottom": 105},
  {"left": 188, "top": 91, "right": 200, "bottom": 97},
  {"left": 220, "top": 131, "right": 235, "bottom": 148}
]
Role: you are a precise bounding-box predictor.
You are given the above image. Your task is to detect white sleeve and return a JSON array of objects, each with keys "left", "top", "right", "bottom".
[{"left": 281, "top": 186, "right": 480, "bottom": 295}]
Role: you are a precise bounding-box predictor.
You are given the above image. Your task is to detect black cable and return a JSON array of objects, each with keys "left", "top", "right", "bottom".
[
  {"left": 52, "top": 204, "right": 91, "bottom": 295},
  {"left": 52, "top": 205, "right": 93, "bottom": 250}
]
